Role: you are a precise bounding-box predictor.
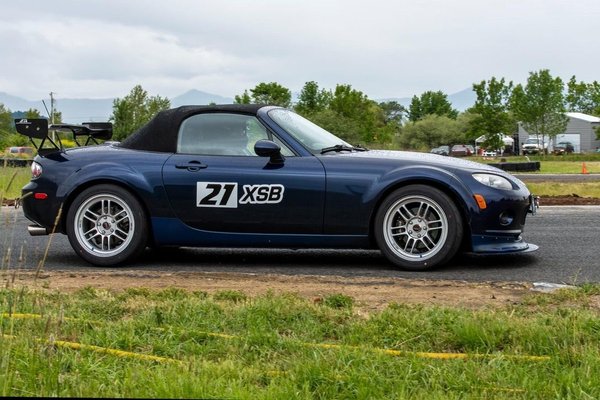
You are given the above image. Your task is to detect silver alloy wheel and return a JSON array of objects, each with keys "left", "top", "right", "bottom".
[
  {"left": 73, "top": 193, "right": 135, "bottom": 258},
  {"left": 382, "top": 195, "right": 448, "bottom": 261}
]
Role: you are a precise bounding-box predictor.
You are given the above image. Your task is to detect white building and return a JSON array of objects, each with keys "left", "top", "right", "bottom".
[{"left": 517, "top": 112, "right": 600, "bottom": 153}]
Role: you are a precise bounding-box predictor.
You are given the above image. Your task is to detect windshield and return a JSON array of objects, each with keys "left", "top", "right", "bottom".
[
  {"left": 525, "top": 138, "right": 539, "bottom": 144},
  {"left": 268, "top": 109, "right": 351, "bottom": 154}
]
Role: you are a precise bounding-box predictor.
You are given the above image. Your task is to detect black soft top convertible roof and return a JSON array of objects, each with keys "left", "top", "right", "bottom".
[{"left": 120, "top": 104, "right": 265, "bottom": 153}]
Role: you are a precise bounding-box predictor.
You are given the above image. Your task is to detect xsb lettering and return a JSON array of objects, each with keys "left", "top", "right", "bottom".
[{"left": 240, "top": 184, "right": 285, "bottom": 204}]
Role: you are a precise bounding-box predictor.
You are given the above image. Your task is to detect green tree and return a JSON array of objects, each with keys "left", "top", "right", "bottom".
[
  {"left": 329, "top": 84, "right": 370, "bottom": 118},
  {"left": 378, "top": 101, "right": 406, "bottom": 124},
  {"left": 51, "top": 110, "right": 63, "bottom": 124},
  {"left": 408, "top": 91, "right": 458, "bottom": 122},
  {"left": 307, "top": 109, "right": 364, "bottom": 145},
  {"left": 329, "top": 84, "right": 395, "bottom": 145},
  {"left": 510, "top": 69, "right": 568, "bottom": 151},
  {"left": 300, "top": 84, "right": 398, "bottom": 147},
  {"left": 399, "top": 114, "right": 465, "bottom": 150},
  {"left": 235, "top": 82, "right": 292, "bottom": 108},
  {"left": 566, "top": 76, "right": 600, "bottom": 115},
  {"left": 234, "top": 90, "right": 251, "bottom": 104},
  {"left": 295, "top": 81, "right": 331, "bottom": 115},
  {"left": 25, "top": 109, "right": 42, "bottom": 119},
  {"left": 0, "top": 103, "right": 14, "bottom": 136},
  {"left": 111, "top": 85, "right": 170, "bottom": 140},
  {"left": 468, "top": 77, "right": 515, "bottom": 151}
]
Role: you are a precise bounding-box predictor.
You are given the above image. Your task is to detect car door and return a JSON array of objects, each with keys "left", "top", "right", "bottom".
[{"left": 161, "top": 112, "right": 326, "bottom": 234}]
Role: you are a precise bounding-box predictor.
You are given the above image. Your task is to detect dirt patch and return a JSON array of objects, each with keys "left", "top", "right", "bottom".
[
  {"left": 2, "top": 269, "right": 533, "bottom": 312},
  {"left": 539, "top": 195, "right": 600, "bottom": 206}
]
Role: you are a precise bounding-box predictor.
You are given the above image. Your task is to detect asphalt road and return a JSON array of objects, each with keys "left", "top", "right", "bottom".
[{"left": 2, "top": 205, "right": 599, "bottom": 284}]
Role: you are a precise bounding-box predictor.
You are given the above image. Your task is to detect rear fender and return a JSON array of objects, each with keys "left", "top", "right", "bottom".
[{"left": 56, "top": 162, "right": 174, "bottom": 230}]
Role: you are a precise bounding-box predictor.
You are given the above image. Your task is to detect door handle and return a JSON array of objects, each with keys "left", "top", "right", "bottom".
[{"left": 175, "top": 161, "right": 207, "bottom": 171}]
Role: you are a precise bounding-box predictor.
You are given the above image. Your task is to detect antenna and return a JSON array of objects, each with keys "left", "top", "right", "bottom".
[{"left": 42, "top": 100, "right": 51, "bottom": 118}]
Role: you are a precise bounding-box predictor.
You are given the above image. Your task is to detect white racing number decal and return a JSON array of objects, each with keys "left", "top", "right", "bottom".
[
  {"left": 197, "top": 182, "right": 238, "bottom": 208},
  {"left": 196, "top": 182, "right": 285, "bottom": 207}
]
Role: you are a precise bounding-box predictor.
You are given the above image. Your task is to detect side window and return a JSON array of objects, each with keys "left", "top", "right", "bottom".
[{"left": 177, "top": 113, "right": 268, "bottom": 156}]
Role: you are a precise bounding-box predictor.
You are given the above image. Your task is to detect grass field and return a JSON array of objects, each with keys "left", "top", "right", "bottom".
[
  {"left": 527, "top": 182, "right": 600, "bottom": 198},
  {"left": 2, "top": 287, "right": 600, "bottom": 398}
]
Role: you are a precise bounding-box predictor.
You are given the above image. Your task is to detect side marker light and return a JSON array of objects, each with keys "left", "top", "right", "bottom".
[{"left": 474, "top": 194, "right": 487, "bottom": 210}]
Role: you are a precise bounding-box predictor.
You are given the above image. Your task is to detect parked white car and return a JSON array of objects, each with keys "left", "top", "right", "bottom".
[{"left": 522, "top": 138, "right": 547, "bottom": 154}]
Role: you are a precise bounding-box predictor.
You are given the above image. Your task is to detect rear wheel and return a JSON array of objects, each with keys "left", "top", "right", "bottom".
[
  {"left": 374, "top": 185, "right": 463, "bottom": 271},
  {"left": 66, "top": 184, "right": 148, "bottom": 266}
]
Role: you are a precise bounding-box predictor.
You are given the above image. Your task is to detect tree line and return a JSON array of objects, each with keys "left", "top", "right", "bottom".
[{"left": 2, "top": 69, "right": 599, "bottom": 151}]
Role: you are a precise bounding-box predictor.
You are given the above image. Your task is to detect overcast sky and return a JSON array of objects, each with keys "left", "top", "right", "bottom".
[{"left": 1, "top": 0, "right": 598, "bottom": 101}]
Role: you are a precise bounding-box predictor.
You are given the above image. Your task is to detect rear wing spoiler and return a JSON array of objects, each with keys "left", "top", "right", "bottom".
[{"left": 14, "top": 119, "right": 113, "bottom": 155}]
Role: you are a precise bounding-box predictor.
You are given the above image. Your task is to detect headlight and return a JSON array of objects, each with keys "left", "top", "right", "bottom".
[{"left": 472, "top": 173, "right": 513, "bottom": 190}]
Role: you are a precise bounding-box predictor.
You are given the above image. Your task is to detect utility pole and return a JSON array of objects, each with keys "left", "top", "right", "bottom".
[{"left": 49, "top": 91, "right": 56, "bottom": 142}]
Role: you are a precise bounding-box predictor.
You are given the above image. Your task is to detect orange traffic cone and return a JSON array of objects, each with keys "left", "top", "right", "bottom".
[{"left": 582, "top": 162, "right": 589, "bottom": 174}]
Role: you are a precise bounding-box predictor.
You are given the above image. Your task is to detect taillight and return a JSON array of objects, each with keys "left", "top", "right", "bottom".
[{"left": 31, "top": 161, "right": 43, "bottom": 179}]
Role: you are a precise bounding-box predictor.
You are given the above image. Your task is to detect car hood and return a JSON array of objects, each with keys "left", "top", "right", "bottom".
[{"left": 331, "top": 149, "right": 501, "bottom": 173}]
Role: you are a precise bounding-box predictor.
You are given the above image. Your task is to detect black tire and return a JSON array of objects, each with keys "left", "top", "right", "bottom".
[
  {"left": 66, "top": 184, "right": 148, "bottom": 266},
  {"left": 374, "top": 185, "right": 463, "bottom": 271}
]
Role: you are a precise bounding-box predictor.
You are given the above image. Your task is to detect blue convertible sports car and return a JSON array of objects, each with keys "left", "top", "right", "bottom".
[{"left": 16, "top": 105, "right": 538, "bottom": 270}]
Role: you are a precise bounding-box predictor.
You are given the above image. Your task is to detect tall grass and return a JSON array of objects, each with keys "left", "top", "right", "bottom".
[
  {"left": 2, "top": 287, "right": 600, "bottom": 398},
  {"left": 0, "top": 167, "right": 30, "bottom": 201}
]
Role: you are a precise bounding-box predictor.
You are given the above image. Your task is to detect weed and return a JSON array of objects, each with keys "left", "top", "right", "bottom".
[
  {"left": 322, "top": 293, "right": 354, "bottom": 310},
  {"left": 213, "top": 290, "right": 247, "bottom": 303}
]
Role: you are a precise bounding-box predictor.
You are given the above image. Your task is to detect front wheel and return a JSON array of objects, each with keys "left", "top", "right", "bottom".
[
  {"left": 374, "top": 185, "right": 463, "bottom": 271},
  {"left": 66, "top": 184, "right": 148, "bottom": 266}
]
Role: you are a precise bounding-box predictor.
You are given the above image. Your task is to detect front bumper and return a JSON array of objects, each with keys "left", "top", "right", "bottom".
[{"left": 467, "top": 185, "right": 539, "bottom": 254}]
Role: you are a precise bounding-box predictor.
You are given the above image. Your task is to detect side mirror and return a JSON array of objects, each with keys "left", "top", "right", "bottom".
[{"left": 254, "top": 140, "right": 285, "bottom": 164}]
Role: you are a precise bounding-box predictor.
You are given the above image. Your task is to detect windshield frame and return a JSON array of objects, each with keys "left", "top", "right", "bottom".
[{"left": 267, "top": 109, "right": 351, "bottom": 155}]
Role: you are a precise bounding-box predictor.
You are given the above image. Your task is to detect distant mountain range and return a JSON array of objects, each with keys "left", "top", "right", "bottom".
[
  {"left": 1, "top": 88, "right": 475, "bottom": 124},
  {"left": 1, "top": 89, "right": 235, "bottom": 124}
]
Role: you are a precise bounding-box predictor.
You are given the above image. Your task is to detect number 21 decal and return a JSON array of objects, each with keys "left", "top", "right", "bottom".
[{"left": 197, "top": 182, "right": 238, "bottom": 208}]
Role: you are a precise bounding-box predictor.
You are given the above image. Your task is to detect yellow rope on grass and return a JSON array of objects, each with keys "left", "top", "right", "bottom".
[
  {"left": 50, "top": 339, "right": 182, "bottom": 364},
  {"left": 2, "top": 312, "right": 551, "bottom": 362},
  {"left": 1, "top": 333, "right": 182, "bottom": 365},
  {"left": 310, "top": 342, "right": 551, "bottom": 362}
]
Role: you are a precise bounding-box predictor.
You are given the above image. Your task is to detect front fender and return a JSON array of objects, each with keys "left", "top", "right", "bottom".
[{"left": 366, "top": 165, "right": 477, "bottom": 213}]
